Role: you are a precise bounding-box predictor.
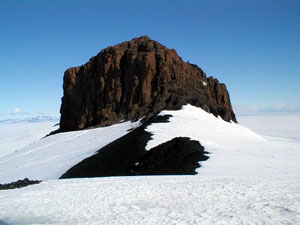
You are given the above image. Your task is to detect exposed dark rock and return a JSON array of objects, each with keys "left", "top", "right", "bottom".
[
  {"left": 0, "top": 178, "right": 41, "bottom": 190},
  {"left": 60, "top": 115, "right": 209, "bottom": 178},
  {"left": 60, "top": 115, "right": 169, "bottom": 178},
  {"left": 59, "top": 35, "right": 236, "bottom": 131},
  {"left": 127, "top": 137, "right": 208, "bottom": 175}
]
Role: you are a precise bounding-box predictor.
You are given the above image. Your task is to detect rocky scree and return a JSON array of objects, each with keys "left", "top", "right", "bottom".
[{"left": 0, "top": 178, "right": 41, "bottom": 190}]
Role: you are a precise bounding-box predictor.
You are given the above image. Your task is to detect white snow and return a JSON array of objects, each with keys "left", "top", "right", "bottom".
[
  {"left": 0, "top": 122, "right": 58, "bottom": 158},
  {"left": 0, "top": 120, "right": 141, "bottom": 183},
  {"left": 1, "top": 175, "right": 299, "bottom": 225},
  {"left": 0, "top": 105, "right": 299, "bottom": 225},
  {"left": 145, "top": 105, "right": 300, "bottom": 178},
  {"left": 238, "top": 112, "right": 300, "bottom": 141}
]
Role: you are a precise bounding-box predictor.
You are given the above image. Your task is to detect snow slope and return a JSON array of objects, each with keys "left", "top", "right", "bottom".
[
  {"left": 145, "top": 105, "right": 300, "bottom": 177},
  {"left": 0, "top": 120, "right": 140, "bottom": 183},
  {"left": 0, "top": 122, "right": 58, "bottom": 158},
  {"left": 0, "top": 105, "right": 299, "bottom": 224}
]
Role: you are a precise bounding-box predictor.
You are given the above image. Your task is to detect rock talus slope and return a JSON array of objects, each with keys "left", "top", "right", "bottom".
[{"left": 60, "top": 36, "right": 236, "bottom": 131}]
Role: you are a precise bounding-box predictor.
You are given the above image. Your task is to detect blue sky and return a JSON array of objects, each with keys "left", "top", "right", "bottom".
[{"left": 0, "top": 0, "right": 299, "bottom": 119}]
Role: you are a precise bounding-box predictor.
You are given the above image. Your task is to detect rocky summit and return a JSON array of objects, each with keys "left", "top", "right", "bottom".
[{"left": 60, "top": 36, "right": 236, "bottom": 131}]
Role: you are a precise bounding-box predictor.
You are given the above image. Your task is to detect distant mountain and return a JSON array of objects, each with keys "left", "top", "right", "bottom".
[{"left": 0, "top": 116, "right": 59, "bottom": 124}]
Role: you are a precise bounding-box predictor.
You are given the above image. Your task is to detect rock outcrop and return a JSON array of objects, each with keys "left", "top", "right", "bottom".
[
  {"left": 0, "top": 178, "right": 41, "bottom": 190},
  {"left": 60, "top": 36, "right": 236, "bottom": 131},
  {"left": 60, "top": 114, "right": 209, "bottom": 178},
  {"left": 126, "top": 137, "right": 209, "bottom": 176}
]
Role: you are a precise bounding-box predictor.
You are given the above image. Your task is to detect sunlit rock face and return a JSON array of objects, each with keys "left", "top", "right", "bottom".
[{"left": 60, "top": 35, "right": 236, "bottom": 131}]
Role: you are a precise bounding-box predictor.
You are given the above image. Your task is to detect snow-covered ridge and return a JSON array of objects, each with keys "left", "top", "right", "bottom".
[
  {"left": 146, "top": 104, "right": 263, "bottom": 151},
  {"left": 146, "top": 104, "right": 299, "bottom": 177},
  {"left": 2, "top": 104, "right": 299, "bottom": 183},
  {"left": 0, "top": 120, "right": 141, "bottom": 183}
]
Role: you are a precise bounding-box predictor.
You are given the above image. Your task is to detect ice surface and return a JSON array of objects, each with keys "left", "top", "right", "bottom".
[{"left": 0, "top": 105, "right": 299, "bottom": 224}]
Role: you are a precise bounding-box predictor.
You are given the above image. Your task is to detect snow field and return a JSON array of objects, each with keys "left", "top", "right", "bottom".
[
  {"left": 0, "top": 176, "right": 299, "bottom": 225},
  {"left": 0, "top": 105, "right": 299, "bottom": 224},
  {"left": 238, "top": 113, "right": 300, "bottom": 141}
]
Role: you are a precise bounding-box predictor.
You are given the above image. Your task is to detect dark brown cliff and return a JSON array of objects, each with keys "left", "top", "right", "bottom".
[{"left": 60, "top": 36, "right": 236, "bottom": 131}]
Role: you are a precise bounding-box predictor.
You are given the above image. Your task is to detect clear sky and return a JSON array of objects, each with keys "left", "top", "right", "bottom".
[{"left": 0, "top": 0, "right": 299, "bottom": 119}]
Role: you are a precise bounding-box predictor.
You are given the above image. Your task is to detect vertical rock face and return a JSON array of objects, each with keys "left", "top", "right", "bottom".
[{"left": 60, "top": 36, "right": 236, "bottom": 131}]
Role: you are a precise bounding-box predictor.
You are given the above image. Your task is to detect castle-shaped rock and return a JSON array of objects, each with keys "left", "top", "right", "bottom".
[{"left": 60, "top": 36, "right": 236, "bottom": 131}]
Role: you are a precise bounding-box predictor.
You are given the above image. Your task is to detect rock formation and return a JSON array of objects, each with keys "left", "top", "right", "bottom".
[
  {"left": 60, "top": 36, "right": 236, "bottom": 131},
  {"left": 60, "top": 114, "right": 209, "bottom": 178},
  {"left": 0, "top": 178, "right": 41, "bottom": 190}
]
